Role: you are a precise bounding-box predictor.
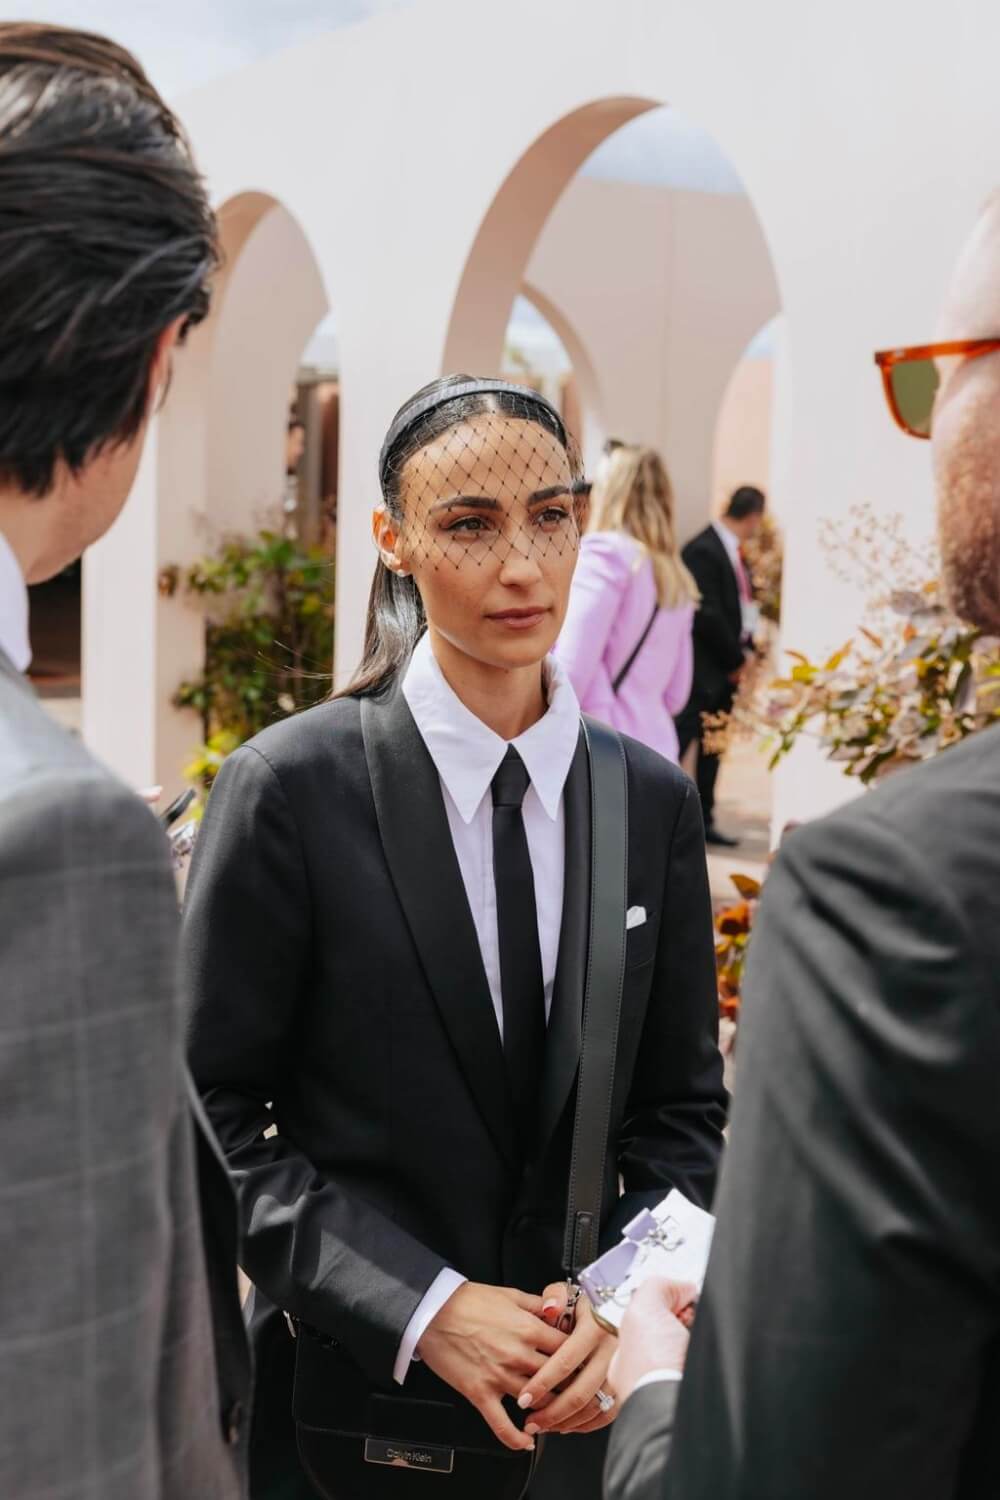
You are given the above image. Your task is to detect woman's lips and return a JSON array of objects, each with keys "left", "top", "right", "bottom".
[{"left": 486, "top": 606, "right": 550, "bottom": 630}]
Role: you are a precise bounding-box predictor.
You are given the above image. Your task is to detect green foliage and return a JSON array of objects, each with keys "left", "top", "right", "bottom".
[
  {"left": 172, "top": 529, "right": 336, "bottom": 788},
  {"left": 756, "top": 587, "right": 1000, "bottom": 783},
  {"left": 714, "top": 505, "right": 1000, "bottom": 786}
]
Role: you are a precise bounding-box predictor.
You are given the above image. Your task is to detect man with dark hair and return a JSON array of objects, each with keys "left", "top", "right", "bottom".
[
  {"left": 0, "top": 25, "right": 249, "bottom": 1498},
  {"left": 605, "top": 195, "right": 1000, "bottom": 1499},
  {"left": 675, "top": 486, "right": 766, "bottom": 846}
]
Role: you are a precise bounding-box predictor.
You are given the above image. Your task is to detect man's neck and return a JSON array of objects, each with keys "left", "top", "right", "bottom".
[
  {"left": 0, "top": 494, "right": 41, "bottom": 583},
  {"left": 427, "top": 627, "right": 547, "bottom": 741}
]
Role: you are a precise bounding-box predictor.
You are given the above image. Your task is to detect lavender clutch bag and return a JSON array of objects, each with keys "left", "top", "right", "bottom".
[{"left": 578, "top": 1190, "right": 715, "bottom": 1333}]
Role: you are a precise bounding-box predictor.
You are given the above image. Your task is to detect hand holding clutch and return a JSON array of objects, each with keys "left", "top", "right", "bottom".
[{"left": 418, "top": 1283, "right": 566, "bottom": 1453}]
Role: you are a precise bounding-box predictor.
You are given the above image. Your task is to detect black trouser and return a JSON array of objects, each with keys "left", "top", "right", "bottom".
[
  {"left": 693, "top": 743, "right": 722, "bottom": 830},
  {"left": 677, "top": 700, "right": 729, "bottom": 832}
]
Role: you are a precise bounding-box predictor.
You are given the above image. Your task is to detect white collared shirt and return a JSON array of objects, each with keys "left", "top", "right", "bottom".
[
  {"left": 401, "top": 631, "right": 581, "bottom": 1037},
  {"left": 0, "top": 530, "right": 31, "bottom": 673},
  {"left": 711, "top": 519, "right": 758, "bottom": 636},
  {"left": 711, "top": 517, "right": 743, "bottom": 579},
  {"left": 392, "top": 631, "right": 582, "bottom": 1381}
]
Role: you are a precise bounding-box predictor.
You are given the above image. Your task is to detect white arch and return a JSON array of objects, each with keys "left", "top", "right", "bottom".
[
  {"left": 83, "top": 190, "right": 329, "bottom": 787},
  {"left": 517, "top": 280, "right": 607, "bottom": 466},
  {"left": 79, "top": 0, "right": 1000, "bottom": 823}
]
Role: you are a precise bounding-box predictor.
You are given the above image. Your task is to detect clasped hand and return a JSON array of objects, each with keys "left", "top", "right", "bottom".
[{"left": 419, "top": 1280, "right": 617, "bottom": 1453}]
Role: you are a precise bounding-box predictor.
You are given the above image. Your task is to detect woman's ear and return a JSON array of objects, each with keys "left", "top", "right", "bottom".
[{"left": 372, "top": 507, "right": 411, "bottom": 575}]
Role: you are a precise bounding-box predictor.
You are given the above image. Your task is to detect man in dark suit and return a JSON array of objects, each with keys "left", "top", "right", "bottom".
[
  {"left": 0, "top": 26, "right": 250, "bottom": 1498},
  {"left": 604, "top": 193, "right": 1000, "bottom": 1500},
  {"left": 675, "top": 488, "right": 765, "bottom": 846}
]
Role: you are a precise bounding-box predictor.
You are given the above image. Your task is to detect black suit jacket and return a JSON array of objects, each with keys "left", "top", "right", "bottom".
[
  {"left": 183, "top": 685, "right": 726, "bottom": 1470},
  {"left": 605, "top": 724, "right": 1000, "bottom": 1500},
  {"left": 678, "top": 526, "right": 745, "bottom": 724}
]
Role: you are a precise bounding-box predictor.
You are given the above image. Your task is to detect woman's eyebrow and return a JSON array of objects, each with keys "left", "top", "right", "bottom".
[
  {"left": 430, "top": 495, "right": 501, "bottom": 513},
  {"left": 528, "top": 485, "right": 572, "bottom": 503},
  {"left": 428, "top": 485, "right": 571, "bottom": 514}
]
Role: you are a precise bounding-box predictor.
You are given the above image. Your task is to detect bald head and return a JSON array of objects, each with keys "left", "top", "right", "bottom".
[{"left": 933, "top": 193, "right": 1000, "bottom": 632}]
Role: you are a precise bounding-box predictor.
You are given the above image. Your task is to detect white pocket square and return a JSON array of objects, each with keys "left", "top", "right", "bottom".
[{"left": 626, "top": 905, "right": 647, "bottom": 931}]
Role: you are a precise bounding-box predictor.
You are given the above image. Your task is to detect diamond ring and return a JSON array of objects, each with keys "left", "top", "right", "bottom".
[{"left": 595, "top": 1388, "right": 616, "bottom": 1415}]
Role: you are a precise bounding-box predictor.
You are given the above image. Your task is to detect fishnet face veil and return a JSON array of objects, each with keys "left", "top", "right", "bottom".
[{"left": 381, "top": 399, "right": 586, "bottom": 586}]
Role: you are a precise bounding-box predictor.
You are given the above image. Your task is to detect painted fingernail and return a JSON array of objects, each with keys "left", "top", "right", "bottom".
[
  {"left": 517, "top": 1393, "right": 534, "bottom": 1410},
  {"left": 541, "top": 1302, "right": 560, "bottom": 1325}
]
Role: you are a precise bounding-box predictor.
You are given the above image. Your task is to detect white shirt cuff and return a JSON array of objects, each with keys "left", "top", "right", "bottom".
[
  {"left": 393, "top": 1269, "right": 467, "bottom": 1385},
  {"left": 631, "top": 1369, "right": 684, "bottom": 1396}
]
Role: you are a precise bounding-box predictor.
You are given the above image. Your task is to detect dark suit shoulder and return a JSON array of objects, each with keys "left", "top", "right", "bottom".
[
  {"left": 236, "top": 694, "right": 364, "bottom": 779},
  {"left": 618, "top": 726, "right": 691, "bottom": 797},
  {"left": 771, "top": 735, "right": 1000, "bottom": 1004},
  {"left": 615, "top": 727, "right": 697, "bottom": 839},
  {"left": 0, "top": 764, "right": 169, "bottom": 882},
  {"left": 790, "top": 725, "right": 1000, "bottom": 908},
  {"left": 681, "top": 526, "right": 717, "bottom": 565}
]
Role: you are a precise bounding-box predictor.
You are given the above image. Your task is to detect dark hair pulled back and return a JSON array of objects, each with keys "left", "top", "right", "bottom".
[{"left": 341, "top": 373, "right": 580, "bottom": 700}]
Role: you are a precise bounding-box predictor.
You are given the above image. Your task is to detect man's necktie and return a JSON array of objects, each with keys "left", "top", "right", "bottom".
[
  {"left": 491, "top": 746, "right": 545, "bottom": 1156},
  {"left": 736, "top": 543, "right": 753, "bottom": 602}
]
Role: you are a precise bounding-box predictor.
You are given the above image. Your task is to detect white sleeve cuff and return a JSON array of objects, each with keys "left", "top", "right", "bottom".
[
  {"left": 631, "top": 1369, "right": 684, "bottom": 1396},
  {"left": 393, "top": 1269, "right": 467, "bottom": 1385}
]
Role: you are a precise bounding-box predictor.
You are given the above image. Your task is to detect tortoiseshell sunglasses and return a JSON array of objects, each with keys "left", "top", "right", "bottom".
[{"left": 874, "top": 339, "right": 1000, "bottom": 438}]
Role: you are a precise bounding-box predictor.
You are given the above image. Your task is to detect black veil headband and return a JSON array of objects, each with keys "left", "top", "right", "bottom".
[{"left": 378, "top": 378, "right": 570, "bottom": 493}]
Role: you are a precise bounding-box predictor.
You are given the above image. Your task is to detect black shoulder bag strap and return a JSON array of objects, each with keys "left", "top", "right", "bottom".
[
  {"left": 563, "top": 717, "right": 629, "bottom": 1279},
  {"left": 611, "top": 602, "right": 659, "bottom": 695}
]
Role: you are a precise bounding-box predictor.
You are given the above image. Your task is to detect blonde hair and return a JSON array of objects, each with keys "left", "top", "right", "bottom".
[{"left": 588, "top": 445, "right": 699, "bottom": 609}]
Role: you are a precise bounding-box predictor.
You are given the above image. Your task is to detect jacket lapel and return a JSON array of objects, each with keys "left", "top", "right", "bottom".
[
  {"left": 537, "top": 730, "right": 591, "bottom": 1151},
  {"left": 361, "top": 686, "right": 520, "bottom": 1174}
]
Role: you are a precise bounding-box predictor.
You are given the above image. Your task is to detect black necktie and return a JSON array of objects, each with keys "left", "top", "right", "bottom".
[{"left": 491, "top": 746, "right": 545, "bottom": 1156}]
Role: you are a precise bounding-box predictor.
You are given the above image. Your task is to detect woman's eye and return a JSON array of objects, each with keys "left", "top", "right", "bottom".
[
  {"left": 538, "top": 506, "right": 572, "bottom": 527},
  {"left": 445, "top": 515, "right": 492, "bottom": 535}
]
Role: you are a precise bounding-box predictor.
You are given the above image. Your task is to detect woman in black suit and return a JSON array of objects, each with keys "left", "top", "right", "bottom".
[{"left": 184, "top": 376, "right": 726, "bottom": 1500}]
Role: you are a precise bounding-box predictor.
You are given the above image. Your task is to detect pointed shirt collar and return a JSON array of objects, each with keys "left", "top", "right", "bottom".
[
  {"left": 712, "top": 518, "right": 741, "bottom": 567},
  {"left": 0, "top": 530, "right": 31, "bottom": 674},
  {"left": 401, "top": 632, "right": 581, "bottom": 825}
]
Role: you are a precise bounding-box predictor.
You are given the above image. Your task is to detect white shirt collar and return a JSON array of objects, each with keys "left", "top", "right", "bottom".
[
  {"left": 712, "top": 518, "right": 741, "bottom": 566},
  {"left": 0, "top": 530, "right": 31, "bottom": 673},
  {"left": 402, "top": 632, "right": 581, "bottom": 825}
]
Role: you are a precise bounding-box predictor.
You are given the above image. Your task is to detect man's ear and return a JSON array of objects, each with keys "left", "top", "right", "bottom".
[
  {"left": 372, "top": 507, "right": 411, "bottom": 575},
  {"left": 146, "top": 315, "right": 187, "bottom": 415}
]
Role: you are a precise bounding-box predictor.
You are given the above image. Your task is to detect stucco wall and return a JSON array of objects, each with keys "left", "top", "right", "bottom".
[
  {"left": 81, "top": 0, "right": 1000, "bottom": 830},
  {"left": 523, "top": 175, "right": 779, "bottom": 545}
]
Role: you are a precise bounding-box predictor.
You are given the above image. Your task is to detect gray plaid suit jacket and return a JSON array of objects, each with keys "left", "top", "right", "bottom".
[{"left": 0, "top": 647, "right": 250, "bottom": 1499}]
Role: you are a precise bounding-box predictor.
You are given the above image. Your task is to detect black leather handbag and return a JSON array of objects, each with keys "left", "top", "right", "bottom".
[{"left": 290, "top": 716, "right": 629, "bottom": 1500}]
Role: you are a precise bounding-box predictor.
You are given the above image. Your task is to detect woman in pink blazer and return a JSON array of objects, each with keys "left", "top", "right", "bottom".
[{"left": 555, "top": 445, "right": 698, "bottom": 763}]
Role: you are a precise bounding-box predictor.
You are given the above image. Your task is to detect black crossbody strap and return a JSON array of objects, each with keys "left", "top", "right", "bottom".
[
  {"left": 612, "top": 602, "right": 659, "bottom": 695},
  {"left": 562, "top": 717, "right": 629, "bottom": 1277}
]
